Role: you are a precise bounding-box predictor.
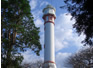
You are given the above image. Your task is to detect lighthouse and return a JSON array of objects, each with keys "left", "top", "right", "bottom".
[{"left": 42, "top": 5, "right": 56, "bottom": 68}]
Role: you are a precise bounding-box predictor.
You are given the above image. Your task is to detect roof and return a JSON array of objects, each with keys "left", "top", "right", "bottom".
[{"left": 43, "top": 4, "right": 56, "bottom": 12}]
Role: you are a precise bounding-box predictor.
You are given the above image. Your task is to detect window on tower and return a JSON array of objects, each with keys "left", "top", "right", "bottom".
[{"left": 49, "top": 16, "right": 53, "bottom": 21}]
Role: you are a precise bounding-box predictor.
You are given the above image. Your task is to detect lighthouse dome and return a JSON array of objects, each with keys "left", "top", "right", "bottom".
[{"left": 43, "top": 4, "right": 56, "bottom": 18}]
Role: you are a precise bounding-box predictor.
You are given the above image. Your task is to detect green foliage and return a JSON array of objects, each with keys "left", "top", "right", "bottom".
[
  {"left": 1, "top": 0, "right": 42, "bottom": 68},
  {"left": 63, "top": 0, "right": 93, "bottom": 46}
]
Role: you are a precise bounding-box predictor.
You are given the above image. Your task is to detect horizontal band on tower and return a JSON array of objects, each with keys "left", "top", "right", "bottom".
[
  {"left": 44, "top": 61, "right": 56, "bottom": 64},
  {"left": 43, "top": 14, "right": 56, "bottom": 20},
  {"left": 44, "top": 21, "right": 55, "bottom": 25}
]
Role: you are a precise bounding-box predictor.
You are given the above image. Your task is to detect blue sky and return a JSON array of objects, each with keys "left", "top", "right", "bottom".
[{"left": 21, "top": 0, "right": 86, "bottom": 68}]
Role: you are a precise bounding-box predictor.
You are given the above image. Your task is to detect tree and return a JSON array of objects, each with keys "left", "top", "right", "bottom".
[
  {"left": 22, "top": 60, "right": 43, "bottom": 68},
  {"left": 1, "top": 0, "right": 42, "bottom": 68},
  {"left": 65, "top": 47, "right": 93, "bottom": 68},
  {"left": 62, "top": 0, "right": 93, "bottom": 46}
]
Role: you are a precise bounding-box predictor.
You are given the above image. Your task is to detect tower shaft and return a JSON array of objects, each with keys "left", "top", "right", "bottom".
[{"left": 42, "top": 5, "right": 56, "bottom": 68}]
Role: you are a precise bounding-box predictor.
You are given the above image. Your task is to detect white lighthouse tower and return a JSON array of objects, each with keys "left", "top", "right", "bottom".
[{"left": 42, "top": 5, "right": 56, "bottom": 68}]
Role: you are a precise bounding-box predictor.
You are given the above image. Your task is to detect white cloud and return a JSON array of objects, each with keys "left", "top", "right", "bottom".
[
  {"left": 55, "top": 39, "right": 68, "bottom": 51},
  {"left": 34, "top": 18, "right": 43, "bottom": 27},
  {"left": 29, "top": 0, "right": 37, "bottom": 10},
  {"left": 32, "top": 10, "right": 42, "bottom": 20},
  {"left": 56, "top": 52, "right": 71, "bottom": 68},
  {"left": 55, "top": 13, "right": 85, "bottom": 52},
  {"left": 40, "top": 1, "right": 49, "bottom": 7},
  {"left": 40, "top": 34, "right": 44, "bottom": 46},
  {"left": 21, "top": 49, "right": 43, "bottom": 64}
]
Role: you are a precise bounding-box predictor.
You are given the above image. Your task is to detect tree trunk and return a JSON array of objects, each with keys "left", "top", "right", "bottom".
[{"left": 7, "top": 29, "right": 12, "bottom": 68}]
